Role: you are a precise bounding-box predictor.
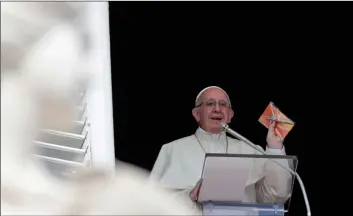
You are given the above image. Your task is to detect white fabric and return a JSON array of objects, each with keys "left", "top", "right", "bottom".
[
  {"left": 1, "top": 2, "right": 194, "bottom": 215},
  {"left": 150, "top": 127, "right": 292, "bottom": 211}
]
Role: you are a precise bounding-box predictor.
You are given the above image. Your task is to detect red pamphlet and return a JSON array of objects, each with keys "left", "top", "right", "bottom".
[{"left": 259, "top": 102, "right": 295, "bottom": 140}]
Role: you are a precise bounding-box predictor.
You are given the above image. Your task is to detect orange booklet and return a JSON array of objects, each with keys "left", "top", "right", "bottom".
[{"left": 259, "top": 102, "right": 295, "bottom": 140}]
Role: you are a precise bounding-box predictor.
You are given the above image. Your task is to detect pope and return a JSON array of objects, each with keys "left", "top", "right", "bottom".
[{"left": 150, "top": 86, "right": 292, "bottom": 210}]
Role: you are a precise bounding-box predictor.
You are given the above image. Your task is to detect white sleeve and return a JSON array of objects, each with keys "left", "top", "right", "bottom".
[
  {"left": 149, "top": 144, "right": 169, "bottom": 183},
  {"left": 256, "top": 146, "right": 292, "bottom": 203}
]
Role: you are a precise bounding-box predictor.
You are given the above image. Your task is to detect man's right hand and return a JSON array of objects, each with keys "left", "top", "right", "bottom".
[{"left": 189, "top": 181, "right": 202, "bottom": 201}]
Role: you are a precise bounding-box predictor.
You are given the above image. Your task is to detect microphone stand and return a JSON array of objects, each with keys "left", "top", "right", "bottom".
[{"left": 221, "top": 123, "right": 311, "bottom": 216}]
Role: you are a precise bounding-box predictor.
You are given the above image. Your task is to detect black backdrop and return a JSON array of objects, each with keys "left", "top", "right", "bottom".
[{"left": 108, "top": 2, "right": 351, "bottom": 215}]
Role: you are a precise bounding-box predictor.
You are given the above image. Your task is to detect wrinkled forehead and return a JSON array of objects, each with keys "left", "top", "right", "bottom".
[{"left": 195, "top": 86, "right": 231, "bottom": 106}]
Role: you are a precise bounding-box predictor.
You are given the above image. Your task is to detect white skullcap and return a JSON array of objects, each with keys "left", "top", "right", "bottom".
[{"left": 195, "top": 86, "right": 231, "bottom": 107}]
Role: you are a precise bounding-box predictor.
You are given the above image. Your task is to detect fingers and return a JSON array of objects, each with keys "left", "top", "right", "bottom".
[
  {"left": 274, "top": 128, "right": 283, "bottom": 141},
  {"left": 190, "top": 189, "right": 197, "bottom": 201},
  {"left": 270, "top": 121, "right": 281, "bottom": 137},
  {"left": 190, "top": 182, "right": 202, "bottom": 201},
  {"left": 195, "top": 182, "right": 201, "bottom": 191},
  {"left": 269, "top": 120, "right": 276, "bottom": 131}
]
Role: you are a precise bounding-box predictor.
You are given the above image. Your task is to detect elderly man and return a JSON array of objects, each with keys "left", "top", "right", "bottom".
[{"left": 150, "top": 86, "right": 292, "bottom": 210}]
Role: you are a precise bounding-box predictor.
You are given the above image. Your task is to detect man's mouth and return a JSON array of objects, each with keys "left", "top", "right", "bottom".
[{"left": 210, "top": 116, "right": 223, "bottom": 121}]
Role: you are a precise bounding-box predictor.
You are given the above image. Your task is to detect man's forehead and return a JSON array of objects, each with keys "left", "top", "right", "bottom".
[
  {"left": 202, "top": 88, "right": 228, "bottom": 98},
  {"left": 195, "top": 86, "right": 231, "bottom": 105}
]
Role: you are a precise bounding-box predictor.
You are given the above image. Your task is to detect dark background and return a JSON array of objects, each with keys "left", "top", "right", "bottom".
[{"left": 109, "top": 2, "right": 351, "bottom": 215}]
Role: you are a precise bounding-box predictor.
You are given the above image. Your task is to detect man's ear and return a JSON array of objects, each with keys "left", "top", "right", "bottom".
[
  {"left": 192, "top": 108, "right": 200, "bottom": 122},
  {"left": 228, "top": 109, "right": 234, "bottom": 123}
]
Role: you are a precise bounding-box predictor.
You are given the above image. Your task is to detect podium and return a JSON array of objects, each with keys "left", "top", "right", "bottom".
[{"left": 197, "top": 153, "right": 298, "bottom": 216}]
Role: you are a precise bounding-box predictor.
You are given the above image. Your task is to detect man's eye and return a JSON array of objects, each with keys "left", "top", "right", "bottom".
[{"left": 205, "top": 101, "right": 215, "bottom": 106}]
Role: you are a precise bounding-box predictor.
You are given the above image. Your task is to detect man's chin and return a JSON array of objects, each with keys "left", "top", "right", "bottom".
[
  {"left": 207, "top": 124, "right": 225, "bottom": 133},
  {"left": 209, "top": 120, "right": 225, "bottom": 126}
]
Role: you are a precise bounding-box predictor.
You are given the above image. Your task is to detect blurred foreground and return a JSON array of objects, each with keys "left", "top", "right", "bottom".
[{"left": 1, "top": 2, "right": 196, "bottom": 215}]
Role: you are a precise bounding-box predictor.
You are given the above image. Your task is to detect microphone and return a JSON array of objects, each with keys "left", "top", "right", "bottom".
[{"left": 220, "top": 123, "right": 311, "bottom": 216}]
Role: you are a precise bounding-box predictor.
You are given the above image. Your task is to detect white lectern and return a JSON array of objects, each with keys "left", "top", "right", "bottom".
[{"left": 197, "top": 153, "right": 298, "bottom": 216}]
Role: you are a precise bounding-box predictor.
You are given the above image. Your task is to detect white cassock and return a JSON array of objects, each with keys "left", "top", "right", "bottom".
[{"left": 150, "top": 127, "right": 292, "bottom": 211}]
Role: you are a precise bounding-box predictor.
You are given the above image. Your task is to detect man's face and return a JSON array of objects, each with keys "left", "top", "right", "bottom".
[{"left": 192, "top": 88, "right": 234, "bottom": 134}]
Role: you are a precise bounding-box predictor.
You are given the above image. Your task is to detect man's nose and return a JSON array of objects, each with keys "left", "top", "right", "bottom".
[{"left": 214, "top": 103, "right": 221, "bottom": 111}]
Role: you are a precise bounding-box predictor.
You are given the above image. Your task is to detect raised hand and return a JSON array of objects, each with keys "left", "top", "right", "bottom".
[{"left": 266, "top": 121, "right": 284, "bottom": 149}]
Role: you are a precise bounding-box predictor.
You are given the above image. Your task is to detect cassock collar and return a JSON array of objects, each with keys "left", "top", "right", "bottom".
[{"left": 195, "top": 127, "right": 227, "bottom": 143}]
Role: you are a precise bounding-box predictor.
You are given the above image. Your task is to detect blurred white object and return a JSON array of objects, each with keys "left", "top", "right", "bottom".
[{"left": 1, "top": 2, "right": 195, "bottom": 215}]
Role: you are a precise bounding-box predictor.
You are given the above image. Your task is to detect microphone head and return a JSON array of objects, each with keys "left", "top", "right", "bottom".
[{"left": 220, "top": 123, "right": 228, "bottom": 131}]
